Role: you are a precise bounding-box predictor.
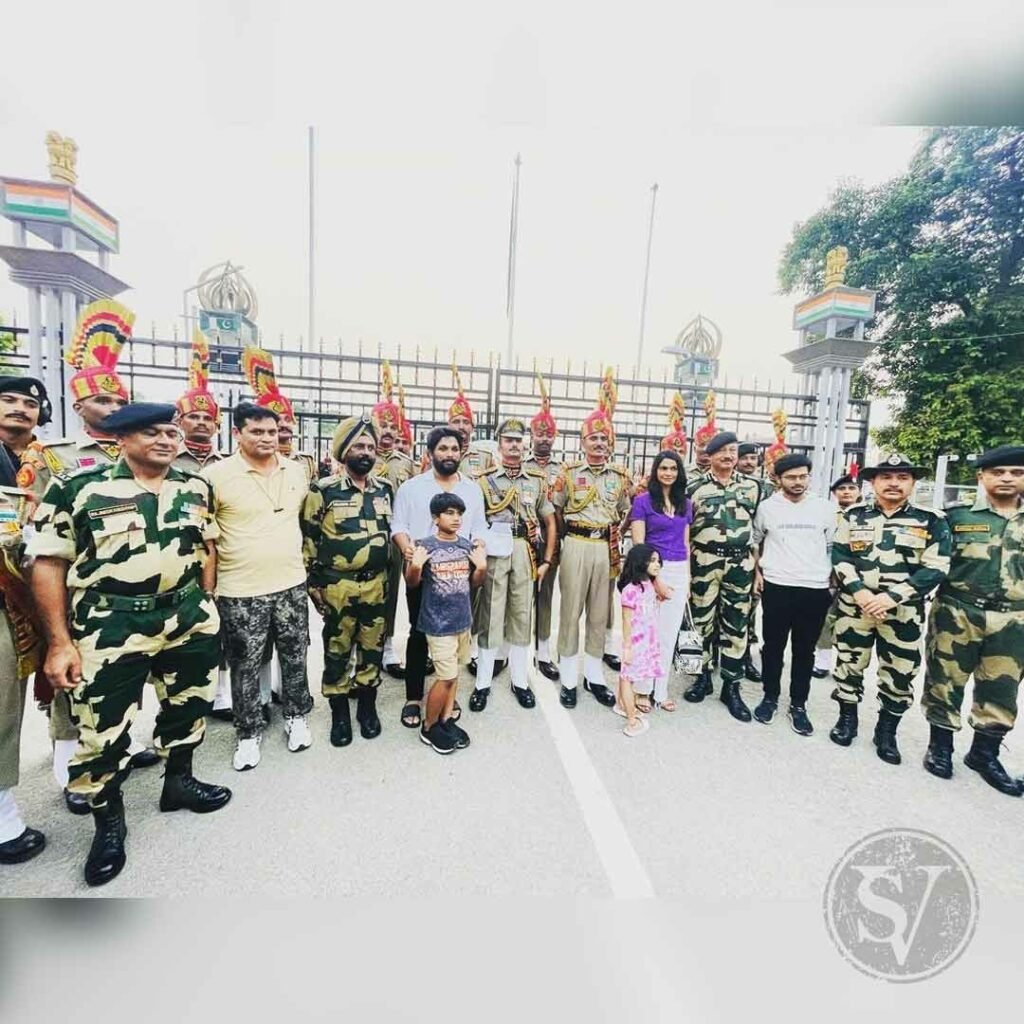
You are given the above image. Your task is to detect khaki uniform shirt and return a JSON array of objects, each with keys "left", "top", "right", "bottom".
[
  {"left": 18, "top": 435, "right": 120, "bottom": 503},
  {"left": 551, "top": 461, "right": 632, "bottom": 528}
]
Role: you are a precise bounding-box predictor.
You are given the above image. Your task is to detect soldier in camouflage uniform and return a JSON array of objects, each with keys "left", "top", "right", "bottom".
[
  {"left": 370, "top": 362, "right": 417, "bottom": 680},
  {"left": 829, "top": 454, "right": 952, "bottom": 765},
  {"left": 551, "top": 380, "right": 631, "bottom": 709},
  {"left": 523, "top": 374, "right": 564, "bottom": 681},
  {"left": 683, "top": 431, "right": 762, "bottom": 721},
  {"left": 303, "top": 415, "right": 393, "bottom": 748},
  {"left": 28, "top": 403, "right": 231, "bottom": 887},
  {"left": 470, "top": 418, "right": 556, "bottom": 710},
  {"left": 737, "top": 441, "right": 770, "bottom": 684},
  {"left": 921, "top": 445, "right": 1024, "bottom": 795}
]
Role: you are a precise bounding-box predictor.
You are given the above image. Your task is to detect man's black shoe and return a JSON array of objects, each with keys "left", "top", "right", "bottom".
[
  {"left": 719, "top": 681, "right": 751, "bottom": 722},
  {"left": 810, "top": 667, "right": 829, "bottom": 680},
  {"left": 683, "top": 669, "right": 713, "bottom": 703},
  {"left": 559, "top": 686, "right": 577, "bottom": 708},
  {"left": 420, "top": 721, "right": 456, "bottom": 754},
  {"left": 444, "top": 719, "right": 470, "bottom": 749},
  {"left": 829, "top": 701, "right": 858, "bottom": 746},
  {"left": 468, "top": 658, "right": 478, "bottom": 677},
  {"left": 602, "top": 653, "right": 621, "bottom": 672},
  {"left": 328, "top": 694, "right": 353, "bottom": 747},
  {"left": 469, "top": 688, "right": 490, "bottom": 712},
  {"left": 384, "top": 662, "right": 406, "bottom": 680},
  {"left": 964, "top": 731, "right": 1024, "bottom": 796},
  {"left": 537, "top": 660, "right": 560, "bottom": 681},
  {"left": 510, "top": 681, "right": 536, "bottom": 709},
  {"left": 0, "top": 827, "right": 46, "bottom": 865},
  {"left": 355, "top": 687, "right": 382, "bottom": 739},
  {"left": 64, "top": 789, "right": 91, "bottom": 816},
  {"left": 753, "top": 697, "right": 777, "bottom": 724},
  {"left": 583, "top": 680, "right": 617, "bottom": 707},
  {"left": 84, "top": 791, "right": 127, "bottom": 888},
  {"left": 873, "top": 710, "right": 902, "bottom": 765},
  {"left": 128, "top": 747, "right": 161, "bottom": 770},
  {"left": 159, "top": 746, "right": 232, "bottom": 813},
  {"left": 923, "top": 724, "right": 954, "bottom": 779},
  {"left": 743, "top": 652, "right": 762, "bottom": 683},
  {"left": 208, "top": 707, "right": 234, "bottom": 722},
  {"left": 788, "top": 705, "right": 814, "bottom": 737}
]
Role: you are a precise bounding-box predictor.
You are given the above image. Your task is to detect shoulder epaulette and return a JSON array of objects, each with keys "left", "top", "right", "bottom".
[
  {"left": 523, "top": 465, "right": 547, "bottom": 479},
  {"left": 608, "top": 462, "right": 630, "bottom": 477},
  {"left": 943, "top": 500, "right": 970, "bottom": 511}
]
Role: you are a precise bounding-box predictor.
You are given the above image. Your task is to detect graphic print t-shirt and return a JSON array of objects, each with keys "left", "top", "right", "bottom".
[{"left": 416, "top": 534, "right": 474, "bottom": 636}]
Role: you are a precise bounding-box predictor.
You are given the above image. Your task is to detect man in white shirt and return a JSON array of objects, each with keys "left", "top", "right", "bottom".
[
  {"left": 391, "top": 426, "right": 487, "bottom": 729},
  {"left": 751, "top": 453, "right": 836, "bottom": 736}
]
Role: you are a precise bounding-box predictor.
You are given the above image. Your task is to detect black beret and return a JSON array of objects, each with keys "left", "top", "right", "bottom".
[
  {"left": 102, "top": 402, "right": 178, "bottom": 435},
  {"left": 773, "top": 453, "right": 812, "bottom": 476},
  {"left": 705, "top": 431, "right": 739, "bottom": 455},
  {"left": 974, "top": 445, "right": 1024, "bottom": 470},
  {"left": 830, "top": 474, "right": 857, "bottom": 491},
  {"left": 0, "top": 375, "right": 52, "bottom": 426},
  {"left": 737, "top": 442, "right": 758, "bottom": 457}
]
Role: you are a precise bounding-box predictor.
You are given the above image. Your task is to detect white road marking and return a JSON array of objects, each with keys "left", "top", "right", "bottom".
[{"left": 530, "top": 668, "right": 656, "bottom": 899}]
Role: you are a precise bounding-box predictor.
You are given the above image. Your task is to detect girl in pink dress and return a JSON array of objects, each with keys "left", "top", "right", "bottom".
[{"left": 615, "top": 544, "right": 664, "bottom": 737}]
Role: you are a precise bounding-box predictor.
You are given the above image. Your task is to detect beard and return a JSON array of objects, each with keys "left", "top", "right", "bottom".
[
  {"left": 433, "top": 456, "right": 460, "bottom": 476},
  {"left": 346, "top": 454, "right": 376, "bottom": 476}
]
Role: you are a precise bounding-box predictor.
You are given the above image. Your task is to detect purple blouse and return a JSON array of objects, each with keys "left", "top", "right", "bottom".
[{"left": 630, "top": 491, "right": 692, "bottom": 562}]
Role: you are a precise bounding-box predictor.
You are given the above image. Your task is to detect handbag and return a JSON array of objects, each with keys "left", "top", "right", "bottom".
[{"left": 673, "top": 602, "right": 703, "bottom": 676}]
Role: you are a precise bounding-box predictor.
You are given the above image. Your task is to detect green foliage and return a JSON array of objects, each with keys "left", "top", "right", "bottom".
[
  {"left": 779, "top": 128, "right": 1024, "bottom": 481},
  {"left": 0, "top": 329, "right": 17, "bottom": 371}
]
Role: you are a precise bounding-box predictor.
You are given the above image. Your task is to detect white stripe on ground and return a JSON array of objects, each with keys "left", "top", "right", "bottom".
[{"left": 530, "top": 667, "right": 655, "bottom": 899}]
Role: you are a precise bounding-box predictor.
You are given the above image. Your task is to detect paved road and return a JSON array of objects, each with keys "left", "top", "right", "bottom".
[{"left": 5, "top": 592, "right": 1023, "bottom": 903}]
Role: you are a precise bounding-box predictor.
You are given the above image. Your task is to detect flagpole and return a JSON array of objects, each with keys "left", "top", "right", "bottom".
[
  {"left": 307, "top": 125, "right": 316, "bottom": 356},
  {"left": 505, "top": 153, "right": 522, "bottom": 365},
  {"left": 637, "top": 182, "right": 659, "bottom": 372}
]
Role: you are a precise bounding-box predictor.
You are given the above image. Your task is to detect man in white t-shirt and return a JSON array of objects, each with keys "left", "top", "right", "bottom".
[{"left": 751, "top": 453, "right": 836, "bottom": 736}]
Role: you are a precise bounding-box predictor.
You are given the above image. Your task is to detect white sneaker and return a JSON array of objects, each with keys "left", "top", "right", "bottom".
[
  {"left": 284, "top": 715, "right": 312, "bottom": 753},
  {"left": 233, "top": 735, "right": 262, "bottom": 771}
]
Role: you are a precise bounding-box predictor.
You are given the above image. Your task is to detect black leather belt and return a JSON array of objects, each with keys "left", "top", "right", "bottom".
[
  {"left": 314, "top": 566, "right": 386, "bottom": 584},
  {"left": 78, "top": 578, "right": 201, "bottom": 612},
  {"left": 567, "top": 524, "right": 610, "bottom": 540},
  {"left": 695, "top": 543, "right": 751, "bottom": 559},
  {"left": 941, "top": 589, "right": 1024, "bottom": 613}
]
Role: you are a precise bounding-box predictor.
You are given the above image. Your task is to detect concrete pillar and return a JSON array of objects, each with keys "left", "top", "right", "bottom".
[
  {"left": 44, "top": 288, "right": 63, "bottom": 433},
  {"left": 811, "top": 368, "right": 831, "bottom": 494},
  {"left": 832, "top": 367, "right": 852, "bottom": 484},
  {"left": 27, "top": 286, "right": 43, "bottom": 380}
]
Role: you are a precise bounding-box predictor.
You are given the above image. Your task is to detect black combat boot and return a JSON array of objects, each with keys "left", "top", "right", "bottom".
[
  {"left": 963, "top": 731, "right": 1024, "bottom": 797},
  {"left": 355, "top": 686, "right": 382, "bottom": 740},
  {"left": 159, "top": 746, "right": 233, "bottom": 813},
  {"left": 719, "top": 680, "right": 752, "bottom": 722},
  {"left": 922, "top": 724, "right": 954, "bottom": 780},
  {"left": 829, "top": 701, "right": 858, "bottom": 746},
  {"left": 743, "top": 649, "right": 762, "bottom": 683},
  {"left": 329, "top": 694, "right": 353, "bottom": 747},
  {"left": 872, "top": 710, "right": 902, "bottom": 765},
  {"left": 683, "top": 668, "right": 714, "bottom": 703},
  {"left": 84, "top": 790, "right": 127, "bottom": 888}
]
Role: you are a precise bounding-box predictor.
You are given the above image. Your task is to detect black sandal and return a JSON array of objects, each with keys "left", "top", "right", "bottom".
[
  {"left": 451, "top": 701, "right": 462, "bottom": 722},
  {"left": 401, "top": 702, "right": 421, "bottom": 729}
]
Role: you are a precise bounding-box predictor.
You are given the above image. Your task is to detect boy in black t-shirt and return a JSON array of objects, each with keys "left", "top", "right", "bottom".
[{"left": 406, "top": 492, "right": 487, "bottom": 753}]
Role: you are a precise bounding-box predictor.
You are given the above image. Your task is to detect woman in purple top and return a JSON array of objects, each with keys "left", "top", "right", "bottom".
[{"left": 629, "top": 450, "right": 693, "bottom": 711}]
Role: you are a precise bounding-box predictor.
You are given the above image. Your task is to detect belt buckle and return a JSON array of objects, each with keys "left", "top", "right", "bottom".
[
  {"left": 589, "top": 529, "right": 601, "bottom": 539},
  {"left": 132, "top": 599, "right": 148, "bottom": 612}
]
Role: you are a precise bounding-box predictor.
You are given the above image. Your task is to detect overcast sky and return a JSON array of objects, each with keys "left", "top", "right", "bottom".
[{"left": 1, "top": 1, "right": 1020, "bottom": 389}]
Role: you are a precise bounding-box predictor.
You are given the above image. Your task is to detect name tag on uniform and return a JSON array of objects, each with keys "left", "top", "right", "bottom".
[
  {"left": 954, "top": 524, "right": 990, "bottom": 533},
  {"left": 906, "top": 527, "right": 929, "bottom": 539},
  {"left": 88, "top": 502, "right": 138, "bottom": 520},
  {"left": 849, "top": 528, "right": 874, "bottom": 552}
]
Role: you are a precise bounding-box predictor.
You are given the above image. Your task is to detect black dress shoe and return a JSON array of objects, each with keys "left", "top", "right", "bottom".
[
  {"left": 583, "top": 680, "right": 617, "bottom": 707},
  {"left": 328, "top": 694, "right": 353, "bottom": 747},
  {"left": 64, "top": 789, "right": 91, "bottom": 816},
  {"left": 384, "top": 662, "right": 406, "bottom": 680},
  {"left": 559, "top": 686, "right": 577, "bottom": 708},
  {"left": 810, "top": 667, "right": 829, "bottom": 680},
  {"left": 493, "top": 659, "right": 508, "bottom": 678},
  {"left": 468, "top": 658, "right": 478, "bottom": 677},
  {"left": 468, "top": 688, "right": 490, "bottom": 712},
  {"left": 964, "top": 731, "right": 1024, "bottom": 796},
  {"left": 208, "top": 707, "right": 234, "bottom": 722},
  {"left": 683, "top": 669, "right": 713, "bottom": 703},
  {"left": 510, "top": 681, "right": 536, "bottom": 709},
  {"left": 829, "top": 702, "right": 859, "bottom": 746},
  {"left": 743, "top": 654, "right": 762, "bottom": 683},
  {"left": 84, "top": 792, "right": 127, "bottom": 888},
  {"left": 355, "top": 687, "right": 382, "bottom": 739},
  {"left": 719, "top": 680, "right": 752, "bottom": 722},
  {"left": 537, "top": 660, "right": 560, "bottom": 682},
  {"left": 128, "top": 747, "right": 161, "bottom": 770},
  {"left": 873, "top": 710, "right": 902, "bottom": 765},
  {"left": 602, "top": 653, "right": 621, "bottom": 672},
  {"left": 160, "top": 746, "right": 232, "bottom": 813},
  {"left": 0, "top": 827, "right": 46, "bottom": 865}
]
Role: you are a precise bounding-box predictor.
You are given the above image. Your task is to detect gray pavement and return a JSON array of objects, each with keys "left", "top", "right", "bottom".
[{"left": 3, "top": 591, "right": 1023, "bottom": 900}]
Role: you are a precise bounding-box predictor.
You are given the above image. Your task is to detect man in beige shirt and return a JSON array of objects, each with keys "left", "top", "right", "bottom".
[{"left": 204, "top": 403, "right": 313, "bottom": 771}]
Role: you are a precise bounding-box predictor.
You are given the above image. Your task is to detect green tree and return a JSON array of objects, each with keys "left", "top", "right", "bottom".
[{"left": 779, "top": 127, "right": 1024, "bottom": 481}]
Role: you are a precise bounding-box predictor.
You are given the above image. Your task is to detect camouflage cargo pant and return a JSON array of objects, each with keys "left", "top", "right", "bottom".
[
  {"left": 690, "top": 546, "right": 754, "bottom": 684},
  {"left": 318, "top": 571, "right": 387, "bottom": 696},
  {"left": 66, "top": 586, "right": 219, "bottom": 807},
  {"left": 922, "top": 593, "right": 1024, "bottom": 736},
  {"left": 219, "top": 584, "right": 314, "bottom": 739},
  {"left": 832, "top": 596, "right": 924, "bottom": 715}
]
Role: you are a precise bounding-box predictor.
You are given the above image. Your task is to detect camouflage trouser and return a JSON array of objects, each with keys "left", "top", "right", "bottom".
[
  {"left": 0, "top": 609, "right": 27, "bottom": 789},
  {"left": 832, "top": 596, "right": 924, "bottom": 715},
  {"left": 318, "top": 571, "right": 387, "bottom": 696},
  {"left": 922, "top": 593, "right": 1024, "bottom": 736},
  {"left": 219, "top": 584, "right": 314, "bottom": 739},
  {"left": 536, "top": 560, "right": 558, "bottom": 644},
  {"left": 66, "top": 587, "right": 219, "bottom": 808},
  {"left": 690, "top": 546, "right": 754, "bottom": 684}
]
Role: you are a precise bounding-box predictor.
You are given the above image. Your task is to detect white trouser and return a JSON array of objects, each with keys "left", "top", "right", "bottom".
[
  {"left": 0, "top": 788, "right": 25, "bottom": 844},
  {"left": 634, "top": 559, "right": 690, "bottom": 704},
  {"left": 477, "top": 645, "right": 530, "bottom": 690},
  {"left": 508, "top": 645, "right": 529, "bottom": 689}
]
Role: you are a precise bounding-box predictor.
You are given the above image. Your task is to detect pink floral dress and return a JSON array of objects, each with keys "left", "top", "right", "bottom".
[{"left": 619, "top": 581, "right": 663, "bottom": 683}]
